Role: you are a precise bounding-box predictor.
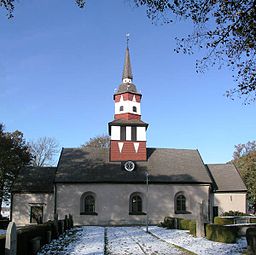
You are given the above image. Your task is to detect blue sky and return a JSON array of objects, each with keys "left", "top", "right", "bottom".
[{"left": 0, "top": 0, "right": 255, "bottom": 164}]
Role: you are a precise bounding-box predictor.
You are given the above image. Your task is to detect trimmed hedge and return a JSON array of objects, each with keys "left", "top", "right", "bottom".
[
  {"left": 246, "top": 227, "right": 256, "bottom": 254},
  {"left": 179, "top": 219, "right": 191, "bottom": 230},
  {"left": 206, "top": 224, "right": 238, "bottom": 243},
  {"left": 214, "top": 217, "right": 234, "bottom": 225},
  {"left": 250, "top": 218, "right": 256, "bottom": 223},
  {"left": 189, "top": 220, "right": 196, "bottom": 237},
  {"left": 17, "top": 222, "right": 53, "bottom": 255},
  {"left": 0, "top": 235, "right": 5, "bottom": 255}
]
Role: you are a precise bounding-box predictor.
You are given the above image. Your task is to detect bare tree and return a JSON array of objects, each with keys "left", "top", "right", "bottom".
[
  {"left": 29, "top": 137, "right": 60, "bottom": 167},
  {"left": 81, "top": 134, "right": 110, "bottom": 149},
  {"left": 233, "top": 141, "right": 256, "bottom": 159}
]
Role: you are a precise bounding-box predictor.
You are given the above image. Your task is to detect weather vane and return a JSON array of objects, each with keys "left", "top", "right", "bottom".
[{"left": 126, "top": 33, "right": 130, "bottom": 47}]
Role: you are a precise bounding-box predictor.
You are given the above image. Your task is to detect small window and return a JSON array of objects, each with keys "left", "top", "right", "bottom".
[
  {"left": 85, "top": 195, "right": 95, "bottom": 213},
  {"left": 121, "top": 126, "right": 126, "bottom": 141},
  {"left": 133, "top": 106, "right": 137, "bottom": 112},
  {"left": 80, "top": 192, "right": 97, "bottom": 215},
  {"left": 175, "top": 194, "right": 186, "bottom": 213},
  {"left": 129, "top": 193, "right": 146, "bottom": 215},
  {"left": 131, "top": 195, "right": 142, "bottom": 213},
  {"left": 30, "top": 206, "right": 43, "bottom": 224},
  {"left": 131, "top": 127, "right": 137, "bottom": 141},
  {"left": 120, "top": 106, "right": 124, "bottom": 112}
]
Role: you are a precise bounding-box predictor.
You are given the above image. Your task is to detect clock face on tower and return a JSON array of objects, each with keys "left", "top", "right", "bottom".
[{"left": 124, "top": 161, "right": 135, "bottom": 172}]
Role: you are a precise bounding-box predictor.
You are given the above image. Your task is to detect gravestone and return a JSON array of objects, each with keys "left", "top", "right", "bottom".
[
  {"left": 196, "top": 202, "right": 205, "bottom": 237},
  {"left": 53, "top": 214, "right": 59, "bottom": 239},
  {"left": 64, "top": 215, "right": 68, "bottom": 231},
  {"left": 46, "top": 230, "right": 52, "bottom": 243},
  {"left": 61, "top": 220, "right": 64, "bottom": 234},
  {"left": 5, "top": 222, "right": 17, "bottom": 255},
  {"left": 69, "top": 214, "right": 73, "bottom": 228}
]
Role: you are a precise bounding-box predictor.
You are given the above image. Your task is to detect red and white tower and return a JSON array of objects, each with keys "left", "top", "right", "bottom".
[{"left": 109, "top": 46, "right": 148, "bottom": 163}]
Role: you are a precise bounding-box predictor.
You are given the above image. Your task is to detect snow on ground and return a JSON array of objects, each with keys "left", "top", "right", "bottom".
[
  {"left": 38, "top": 226, "right": 104, "bottom": 255},
  {"left": 38, "top": 226, "right": 247, "bottom": 255},
  {"left": 148, "top": 226, "right": 247, "bottom": 255},
  {"left": 107, "top": 226, "right": 186, "bottom": 255}
]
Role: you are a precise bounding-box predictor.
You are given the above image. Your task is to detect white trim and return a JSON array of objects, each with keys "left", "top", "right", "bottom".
[
  {"left": 118, "top": 142, "right": 124, "bottom": 153},
  {"left": 134, "top": 143, "right": 140, "bottom": 153},
  {"left": 126, "top": 126, "right": 131, "bottom": 141}
]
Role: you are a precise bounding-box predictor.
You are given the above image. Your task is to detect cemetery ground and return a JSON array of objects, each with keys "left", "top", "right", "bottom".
[{"left": 36, "top": 226, "right": 247, "bottom": 255}]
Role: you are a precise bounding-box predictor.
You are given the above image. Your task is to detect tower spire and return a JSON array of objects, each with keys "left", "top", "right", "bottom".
[{"left": 122, "top": 33, "right": 133, "bottom": 82}]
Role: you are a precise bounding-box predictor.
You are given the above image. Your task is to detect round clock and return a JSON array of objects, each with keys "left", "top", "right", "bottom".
[{"left": 124, "top": 161, "right": 135, "bottom": 172}]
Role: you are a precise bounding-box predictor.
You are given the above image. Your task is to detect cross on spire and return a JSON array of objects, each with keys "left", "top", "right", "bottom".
[{"left": 126, "top": 33, "right": 130, "bottom": 48}]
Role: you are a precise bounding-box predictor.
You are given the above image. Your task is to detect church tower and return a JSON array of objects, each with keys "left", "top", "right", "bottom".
[{"left": 109, "top": 44, "right": 148, "bottom": 164}]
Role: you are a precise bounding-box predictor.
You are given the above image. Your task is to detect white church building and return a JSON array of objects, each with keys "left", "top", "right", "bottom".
[{"left": 11, "top": 46, "right": 247, "bottom": 226}]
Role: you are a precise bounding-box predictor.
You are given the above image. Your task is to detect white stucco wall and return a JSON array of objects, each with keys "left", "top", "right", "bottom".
[
  {"left": 137, "top": 127, "right": 146, "bottom": 141},
  {"left": 115, "top": 95, "right": 141, "bottom": 115},
  {"left": 126, "top": 126, "right": 131, "bottom": 140},
  {"left": 213, "top": 192, "right": 247, "bottom": 215},
  {"left": 111, "top": 126, "right": 120, "bottom": 140},
  {"left": 12, "top": 193, "right": 54, "bottom": 226},
  {"left": 56, "top": 183, "right": 210, "bottom": 225}
]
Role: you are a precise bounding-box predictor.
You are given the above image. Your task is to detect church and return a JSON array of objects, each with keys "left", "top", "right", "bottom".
[{"left": 11, "top": 46, "right": 247, "bottom": 226}]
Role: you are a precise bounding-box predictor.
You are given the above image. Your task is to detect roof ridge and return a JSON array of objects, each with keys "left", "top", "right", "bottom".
[{"left": 147, "top": 147, "right": 197, "bottom": 151}]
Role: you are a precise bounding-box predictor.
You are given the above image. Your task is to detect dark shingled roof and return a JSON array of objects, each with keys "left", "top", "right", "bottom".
[
  {"left": 115, "top": 83, "right": 141, "bottom": 95},
  {"left": 122, "top": 47, "right": 133, "bottom": 80},
  {"left": 55, "top": 147, "right": 213, "bottom": 184},
  {"left": 12, "top": 167, "right": 56, "bottom": 193},
  {"left": 206, "top": 164, "right": 247, "bottom": 192},
  {"left": 109, "top": 119, "right": 148, "bottom": 126}
]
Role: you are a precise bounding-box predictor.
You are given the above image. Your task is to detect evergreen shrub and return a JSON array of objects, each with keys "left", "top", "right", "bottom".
[
  {"left": 214, "top": 217, "right": 234, "bottom": 225},
  {"left": 221, "top": 211, "right": 250, "bottom": 216},
  {"left": 163, "top": 217, "right": 176, "bottom": 229},
  {"left": 206, "top": 224, "right": 238, "bottom": 243}
]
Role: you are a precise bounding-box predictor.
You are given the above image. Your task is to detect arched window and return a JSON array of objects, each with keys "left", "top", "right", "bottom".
[
  {"left": 120, "top": 106, "right": 124, "bottom": 112},
  {"left": 175, "top": 193, "right": 186, "bottom": 213},
  {"left": 129, "top": 193, "right": 145, "bottom": 215},
  {"left": 80, "top": 192, "right": 97, "bottom": 215},
  {"left": 133, "top": 106, "right": 137, "bottom": 112},
  {"left": 85, "top": 195, "right": 95, "bottom": 213}
]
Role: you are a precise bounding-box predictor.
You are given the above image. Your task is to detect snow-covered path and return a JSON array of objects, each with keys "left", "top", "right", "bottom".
[
  {"left": 107, "top": 226, "right": 187, "bottom": 255},
  {"left": 148, "top": 226, "right": 247, "bottom": 255}
]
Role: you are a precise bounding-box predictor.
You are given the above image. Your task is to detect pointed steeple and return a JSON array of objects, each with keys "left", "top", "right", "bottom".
[
  {"left": 122, "top": 47, "right": 133, "bottom": 82},
  {"left": 115, "top": 36, "right": 140, "bottom": 95}
]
